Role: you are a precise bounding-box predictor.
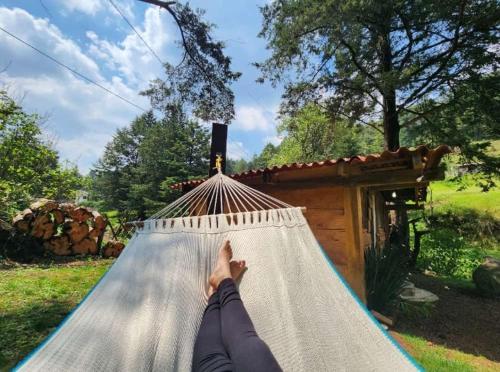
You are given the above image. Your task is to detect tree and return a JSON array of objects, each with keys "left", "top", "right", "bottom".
[
  {"left": 271, "top": 104, "right": 383, "bottom": 165},
  {"left": 0, "top": 91, "right": 82, "bottom": 219},
  {"left": 249, "top": 143, "right": 280, "bottom": 169},
  {"left": 140, "top": 0, "right": 241, "bottom": 123},
  {"left": 92, "top": 108, "right": 210, "bottom": 219},
  {"left": 257, "top": 0, "right": 499, "bottom": 150},
  {"left": 402, "top": 72, "right": 500, "bottom": 187}
]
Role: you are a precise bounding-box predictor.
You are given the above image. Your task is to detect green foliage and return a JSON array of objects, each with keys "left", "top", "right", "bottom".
[
  {"left": 233, "top": 104, "right": 385, "bottom": 172},
  {"left": 418, "top": 229, "right": 484, "bottom": 279},
  {"left": 399, "top": 333, "right": 487, "bottom": 372},
  {"left": 0, "top": 91, "right": 83, "bottom": 220},
  {"left": 429, "top": 177, "right": 500, "bottom": 219},
  {"left": 257, "top": 0, "right": 499, "bottom": 147},
  {"left": 0, "top": 260, "right": 113, "bottom": 370},
  {"left": 365, "top": 236, "right": 409, "bottom": 312},
  {"left": 402, "top": 73, "right": 500, "bottom": 183},
  {"left": 270, "top": 104, "right": 383, "bottom": 164},
  {"left": 141, "top": 3, "right": 240, "bottom": 123},
  {"left": 427, "top": 209, "right": 499, "bottom": 251},
  {"left": 91, "top": 109, "right": 209, "bottom": 219}
]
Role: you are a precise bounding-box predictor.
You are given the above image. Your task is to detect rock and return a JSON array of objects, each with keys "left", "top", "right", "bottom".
[
  {"left": 400, "top": 287, "right": 439, "bottom": 303},
  {"left": 473, "top": 257, "right": 500, "bottom": 298}
]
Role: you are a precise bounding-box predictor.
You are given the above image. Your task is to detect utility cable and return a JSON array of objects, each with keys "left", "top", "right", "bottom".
[
  {"left": 108, "top": 0, "right": 164, "bottom": 66},
  {"left": 0, "top": 26, "right": 147, "bottom": 112}
]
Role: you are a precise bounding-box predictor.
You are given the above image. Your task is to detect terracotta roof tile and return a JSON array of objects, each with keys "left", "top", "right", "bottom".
[{"left": 171, "top": 145, "right": 451, "bottom": 189}]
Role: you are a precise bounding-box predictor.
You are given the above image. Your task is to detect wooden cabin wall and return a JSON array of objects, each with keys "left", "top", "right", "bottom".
[{"left": 256, "top": 185, "right": 367, "bottom": 302}]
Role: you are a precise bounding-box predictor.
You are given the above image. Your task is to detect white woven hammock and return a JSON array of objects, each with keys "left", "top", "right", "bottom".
[{"left": 16, "top": 172, "right": 420, "bottom": 371}]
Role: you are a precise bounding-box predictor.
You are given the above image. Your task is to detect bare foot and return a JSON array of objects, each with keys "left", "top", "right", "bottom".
[
  {"left": 230, "top": 260, "right": 246, "bottom": 281},
  {"left": 209, "top": 240, "right": 233, "bottom": 290}
]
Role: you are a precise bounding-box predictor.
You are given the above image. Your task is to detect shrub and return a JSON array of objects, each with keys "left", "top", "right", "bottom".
[
  {"left": 427, "top": 208, "right": 499, "bottom": 248},
  {"left": 365, "top": 233, "right": 409, "bottom": 313},
  {"left": 417, "top": 228, "right": 484, "bottom": 279}
]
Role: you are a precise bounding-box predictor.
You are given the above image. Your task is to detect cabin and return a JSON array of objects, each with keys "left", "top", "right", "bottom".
[{"left": 173, "top": 145, "right": 451, "bottom": 303}]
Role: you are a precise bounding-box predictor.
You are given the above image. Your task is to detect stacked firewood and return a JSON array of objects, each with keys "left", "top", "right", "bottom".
[{"left": 11, "top": 199, "right": 123, "bottom": 257}]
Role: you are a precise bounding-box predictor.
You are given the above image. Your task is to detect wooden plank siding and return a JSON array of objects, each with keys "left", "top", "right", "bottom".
[{"left": 256, "top": 185, "right": 367, "bottom": 302}]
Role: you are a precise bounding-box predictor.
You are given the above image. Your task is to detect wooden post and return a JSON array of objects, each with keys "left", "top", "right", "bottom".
[
  {"left": 208, "top": 123, "right": 228, "bottom": 214},
  {"left": 209, "top": 123, "right": 227, "bottom": 177}
]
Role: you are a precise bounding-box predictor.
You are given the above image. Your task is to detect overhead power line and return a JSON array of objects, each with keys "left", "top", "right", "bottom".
[
  {"left": 0, "top": 26, "right": 147, "bottom": 112},
  {"left": 108, "top": 0, "right": 164, "bottom": 66}
]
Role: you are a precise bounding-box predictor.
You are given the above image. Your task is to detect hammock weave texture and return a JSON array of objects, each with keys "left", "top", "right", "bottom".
[{"left": 17, "top": 174, "right": 419, "bottom": 371}]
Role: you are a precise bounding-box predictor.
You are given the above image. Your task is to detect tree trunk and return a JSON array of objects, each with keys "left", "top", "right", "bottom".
[
  {"left": 383, "top": 89, "right": 400, "bottom": 151},
  {"left": 380, "top": 29, "right": 400, "bottom": 152}
]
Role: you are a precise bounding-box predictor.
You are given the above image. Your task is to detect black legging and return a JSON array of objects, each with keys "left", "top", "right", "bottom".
[{"left": 192, "top": 278, "right": 282, "bottom": 372}]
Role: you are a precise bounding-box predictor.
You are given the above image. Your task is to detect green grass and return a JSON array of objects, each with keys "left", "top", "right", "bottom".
[
  {"left": 400, "top": 333, "right": 499, "bottom": 372},
  {"left": 429, "top": 179, "right": 500, "bottom": 218},
  {"left": 0, "top": 259, "right": 114, "bottom": 371},
  {"left": 425, "top": 177, "right": 500, "bottom": 264}
]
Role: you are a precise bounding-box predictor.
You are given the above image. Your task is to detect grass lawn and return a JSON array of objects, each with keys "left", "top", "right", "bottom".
[
  {"left": 0, "top": 259, "right": 113, "bottom": 371},
  {"left": 429, "top": 180, "right": 500, "bottom": 219},
  {"left": 396, "top": 333, "right": 499, "bottom": 372},
  {"left": 1, "top": 259, "right": 499, "bottom": 371}
]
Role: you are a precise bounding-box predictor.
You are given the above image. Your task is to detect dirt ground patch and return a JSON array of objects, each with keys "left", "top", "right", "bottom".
[{"left": 394, "top": 273, "right": 500, "bottom": 362}]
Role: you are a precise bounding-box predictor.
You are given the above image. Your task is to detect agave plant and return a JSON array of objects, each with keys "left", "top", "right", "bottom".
[{"left": 365, "top": 228, "right": 410, "bottom": 313}]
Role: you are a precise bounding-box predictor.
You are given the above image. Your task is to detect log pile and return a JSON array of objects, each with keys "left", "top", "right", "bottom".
[{"left": 11, "top": 199, "right": 120, "bottom": 257}]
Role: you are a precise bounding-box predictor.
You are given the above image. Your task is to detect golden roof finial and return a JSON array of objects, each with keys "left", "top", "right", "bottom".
[{"left": 214, "top": 154, "right": 223, "bottom": 173}]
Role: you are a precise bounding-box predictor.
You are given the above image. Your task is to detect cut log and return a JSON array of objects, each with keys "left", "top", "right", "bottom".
[
  {"left": 92, "top": 211, "right": 107, "bottom": 230},
  {"left": 88, "top": 227, "right": 101, "bottom": 239},
  {"left": 59, "top": 202, "right": 76, "bottom": 215},
  {"left": 30, "top": 198, "right": 58, "bottom": 212},
  {"left": 69, "top": 207, "right": 93, "bottom": 223},
  {"left": 13, "top": 208, "right": 34, "bottom": 223},
  {"left": 13, "top": 209, "right": 34, "bottom": 233},
  {"left": 51, "top": 209, "right": 65, "bottom": 224},
  {"left": 13, "top": 220, "right": 30, "bottom": 233},
  {"left": 31, "top": 214, "right": 54, "bottom": 240},
  {"left": 44, "top": 236, "right": 71, "bottom": 256},
  {"left": 72, "top": 238, "right": 98, "bottom": 255},
  {"left": 64, "top": 221, "right": 89, "bottom": 243},
  {"left": 102, "top": 240, "right": 125, "bottom": 258}
]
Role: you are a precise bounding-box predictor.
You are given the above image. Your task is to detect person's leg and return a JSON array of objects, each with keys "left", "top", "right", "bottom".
[
  {"left": 218, "top": 278, "right": 282, "bottom": 372},
  {"left": 192, "top": 291, "right": 233, "bottom": 372}
]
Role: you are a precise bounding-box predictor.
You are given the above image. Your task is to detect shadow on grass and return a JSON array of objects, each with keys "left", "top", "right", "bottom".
[
  {"left": 0, "top": 256, "right": 113, "bottom": 271},
  {"left": 0, "top": 299, "right": 74, "bottom": 371},
  {"left": 394, "top": 273, "right": 500, "bottom": 363}
]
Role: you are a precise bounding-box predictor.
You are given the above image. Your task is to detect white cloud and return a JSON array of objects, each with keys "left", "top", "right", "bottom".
[
  {"left": 233, "top": 105, "right": 276, "bottom": 132},
  {"left": 264, "top": 135, "right": 283, "bottom": 146},
  {"left": 86, "top": 6, "right": 173, "bottom": 87},
  {"left": 0, "top": 7, "right": 148, "bottom": 173},
  {"left": 227, "top": 141, "right": 250, "bottom": 160},
  {"left": 55, "top": 0, "right": 103, "bottom": 16}
]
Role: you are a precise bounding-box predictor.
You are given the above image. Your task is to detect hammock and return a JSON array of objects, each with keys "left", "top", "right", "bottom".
[{"left": 16, "top": 172, "right": 420, "bottom": 371}]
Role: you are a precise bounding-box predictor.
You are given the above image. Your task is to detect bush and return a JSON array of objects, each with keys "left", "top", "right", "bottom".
[
  {"left": 427, "top": 208, "right": 499, "bottom": 248},
  {"left": 418, "top": 228, "right": 484, "bottom": 279},
  {"left": 365, "top": 232, "right": 409, "bottom": 313}
]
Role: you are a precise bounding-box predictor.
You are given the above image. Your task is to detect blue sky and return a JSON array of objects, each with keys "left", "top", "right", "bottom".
[{"left": 0, "top": 0, "right": 283, "bottom": 173}]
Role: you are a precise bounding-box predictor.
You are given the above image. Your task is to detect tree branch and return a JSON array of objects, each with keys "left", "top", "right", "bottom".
[
  {"left": 339, "top": 38, "right": 383, "bottom": 92},
  {"left": 138, "top": 0, "right": 215, "bottom": 84},
  {"left": 397, "top": 1, "right": 467, "bottom": 111}
]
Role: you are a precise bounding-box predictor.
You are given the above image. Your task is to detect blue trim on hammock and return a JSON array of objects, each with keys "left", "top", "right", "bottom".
[
  {"left": 316, "top": 244, "right": 423, "bottom": 371},
  {"left": 13, "top": 262, "right": 114, "bottom": 371},
  {"left": 14, "top": 244, "right": 422, "bottom": 371}
]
